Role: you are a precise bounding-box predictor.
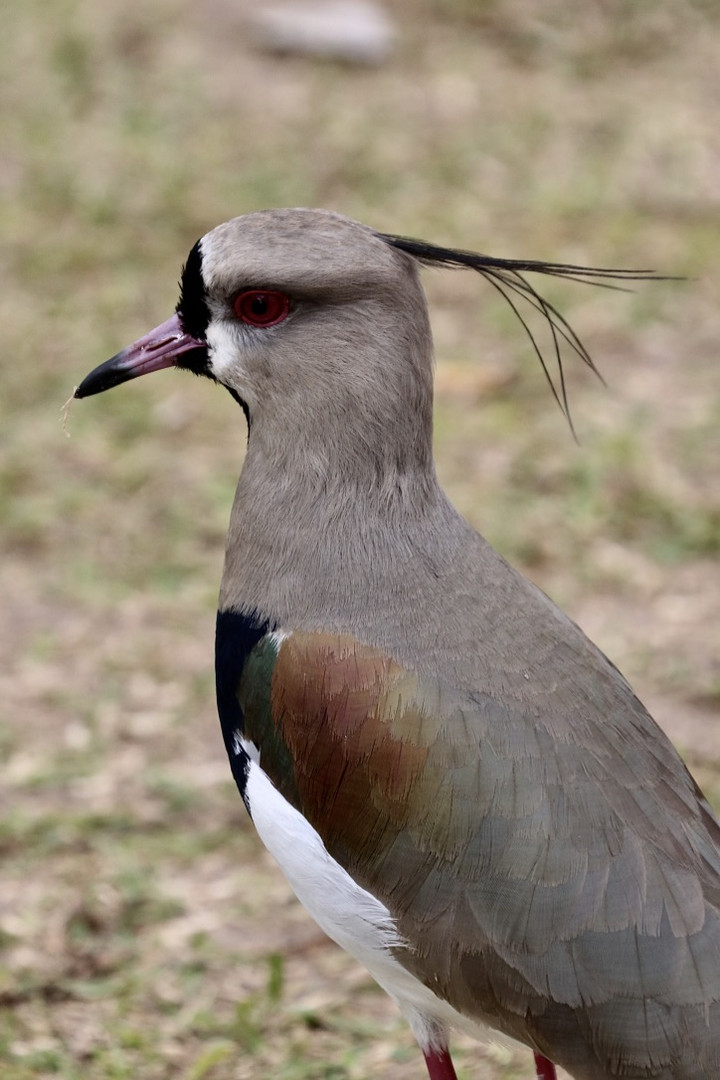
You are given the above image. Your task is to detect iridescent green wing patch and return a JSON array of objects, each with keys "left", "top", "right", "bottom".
[{"left": 237, "top": 632, "right": 300, "bottom": 809}]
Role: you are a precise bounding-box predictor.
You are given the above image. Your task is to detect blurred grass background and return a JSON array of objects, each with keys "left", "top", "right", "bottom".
[{"left": 1, "top": 1, "right": 719, "bottom": 1077}]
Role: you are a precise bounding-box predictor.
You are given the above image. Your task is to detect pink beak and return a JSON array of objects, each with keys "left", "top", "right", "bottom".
[{"left": 75, "top": 313, "right": 207, "bottom": 398}]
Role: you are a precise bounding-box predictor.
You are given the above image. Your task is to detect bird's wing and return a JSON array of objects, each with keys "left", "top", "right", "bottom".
[{"left": 234, "top": 627, "right": 720, "bottom": 1074}]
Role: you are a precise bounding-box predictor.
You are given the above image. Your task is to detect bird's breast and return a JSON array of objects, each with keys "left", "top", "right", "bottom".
[{"left": 214, "top": 611, "right": 437, "bottom": 839}]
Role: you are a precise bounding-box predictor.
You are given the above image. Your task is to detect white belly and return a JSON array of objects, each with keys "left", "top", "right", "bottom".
[{"left": 239, "top": 733, "right": 497, "bottom": 1054}]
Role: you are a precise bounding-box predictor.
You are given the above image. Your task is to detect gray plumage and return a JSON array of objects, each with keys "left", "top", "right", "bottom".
[{"left": 76, "top": 209, "right": 720, "bottom": 1080}]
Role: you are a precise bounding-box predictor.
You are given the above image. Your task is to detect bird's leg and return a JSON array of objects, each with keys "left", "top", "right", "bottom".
[
  {"left": 423, "top": 1046, "right": 458, "bottom": 1080},
  {"left": 534, "top": 1052, "right": 558, "bottom": 1080}
]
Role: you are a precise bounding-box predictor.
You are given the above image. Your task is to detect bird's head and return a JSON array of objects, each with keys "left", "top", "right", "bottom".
[
  {"left": 76, "top": 207, "right": 665, "bottom": 461},
  {"left": 76, "top": 209, "right": 438, "bottom": 480}
]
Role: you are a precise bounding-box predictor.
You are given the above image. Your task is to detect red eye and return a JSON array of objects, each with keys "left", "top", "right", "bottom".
[{"left": 233, "top": 290, "right": 290, "bottom": 327}]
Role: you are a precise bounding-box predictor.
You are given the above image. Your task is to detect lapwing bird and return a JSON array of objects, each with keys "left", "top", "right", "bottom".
[{"left": 76, "top": 209, "right": 720, "bottom": 1080}]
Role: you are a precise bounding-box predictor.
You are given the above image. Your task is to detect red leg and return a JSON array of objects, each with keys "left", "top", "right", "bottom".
[
  {"left": 423, "top": 1046, "right": 459, "bottom": 1080},
  {"left": 534, "top": 1052, "right": 558, "bottom": 1080}
]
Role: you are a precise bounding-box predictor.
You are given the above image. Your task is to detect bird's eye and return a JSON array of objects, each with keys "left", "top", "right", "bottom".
[{"left": 233, "top": 290, "right": 290, "bottom": 328}]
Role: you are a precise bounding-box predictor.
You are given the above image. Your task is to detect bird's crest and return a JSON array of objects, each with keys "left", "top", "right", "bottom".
[{"left": 380, "top": 233, "right": 677, "bottom": 436}]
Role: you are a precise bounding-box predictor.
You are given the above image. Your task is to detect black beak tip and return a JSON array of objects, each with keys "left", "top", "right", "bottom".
[
  {"left": 74, "top": 351, "right": 133, "bottom": 399},
  {"left": 74, "top": 380, "right": 93, "bottom": 400}
]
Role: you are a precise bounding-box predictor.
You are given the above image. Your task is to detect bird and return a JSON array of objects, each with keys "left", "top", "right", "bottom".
[{"left": 75, "top": 208, "right": 720, "bottom": 1080}]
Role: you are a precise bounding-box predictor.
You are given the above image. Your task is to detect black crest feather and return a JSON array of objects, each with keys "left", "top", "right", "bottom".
[{"left": 380, "top": 233, "right": 678, "bottom": 436}]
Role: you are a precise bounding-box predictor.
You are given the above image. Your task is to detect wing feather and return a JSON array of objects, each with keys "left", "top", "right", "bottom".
[{"left": 238, "top": 628, "right": 720, "bottom": 1075}]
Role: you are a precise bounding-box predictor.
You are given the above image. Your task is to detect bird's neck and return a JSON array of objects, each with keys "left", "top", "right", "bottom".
[{"left": 218, "top": 434, "right": 465, "bottom": 633}]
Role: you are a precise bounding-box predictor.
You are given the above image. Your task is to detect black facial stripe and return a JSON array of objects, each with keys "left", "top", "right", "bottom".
[
  {"left": 176, "top": 238, "right": 210, "bottom": 341},
  {"left": 226, "top": 387, "right": 251, "bottom": 426}
]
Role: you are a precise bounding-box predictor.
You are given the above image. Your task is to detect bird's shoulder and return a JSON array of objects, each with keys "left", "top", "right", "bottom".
[
  {"left": 216, "top": 609, "right": 720, "bottom": 909},
  {"left": 217, "top": 609, "right": 720, "bottom": 1064}
]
